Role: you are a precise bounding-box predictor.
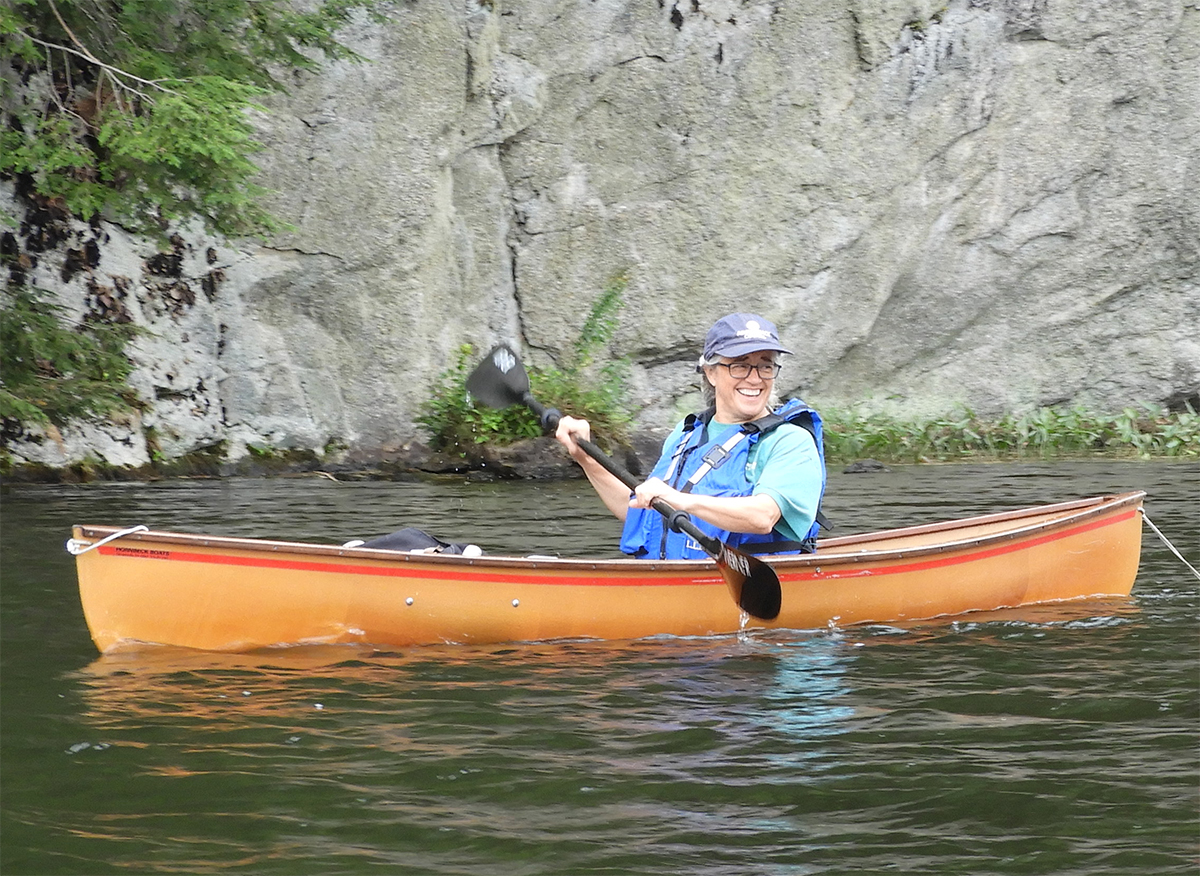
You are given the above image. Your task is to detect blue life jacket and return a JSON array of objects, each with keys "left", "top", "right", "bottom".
[{"left": 619, "top": 398, "right": 827, "bottom": 560}]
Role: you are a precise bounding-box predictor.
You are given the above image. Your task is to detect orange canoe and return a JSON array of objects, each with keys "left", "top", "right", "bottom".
[{"left": 70, "top": 491, "right": 1145, "bottom": 653}]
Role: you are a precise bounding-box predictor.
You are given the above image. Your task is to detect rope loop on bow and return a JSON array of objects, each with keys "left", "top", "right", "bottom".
[{"left": 66, "top": 525, "right": 149, "bottom": 556}]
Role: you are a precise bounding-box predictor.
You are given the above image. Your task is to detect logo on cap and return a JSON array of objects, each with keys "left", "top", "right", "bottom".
[{"left": 736, "top": 320, "right": 775, "bottom": 341}]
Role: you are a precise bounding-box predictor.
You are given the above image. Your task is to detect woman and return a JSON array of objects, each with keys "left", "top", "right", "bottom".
[{"left": 555, "top": 312, "right": 826, "bottom": 559}]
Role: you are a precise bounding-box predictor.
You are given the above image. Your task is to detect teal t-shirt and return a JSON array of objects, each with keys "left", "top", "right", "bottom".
[{"left": 714, "top": 418, "right": 822, "bottom": 542}]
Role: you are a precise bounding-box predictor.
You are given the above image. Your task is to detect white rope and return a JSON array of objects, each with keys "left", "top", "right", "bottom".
[
  {"left": 66, "top": 524, "right": 149, "bottom": 556},
  {"left": 1141, "top": 510, "right": 1200, "bottom": 581}
]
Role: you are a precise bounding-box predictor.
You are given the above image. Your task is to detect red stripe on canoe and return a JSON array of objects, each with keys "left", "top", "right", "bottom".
[{"left": 96, "top": 508, "right": 1137, "bottom": 588}]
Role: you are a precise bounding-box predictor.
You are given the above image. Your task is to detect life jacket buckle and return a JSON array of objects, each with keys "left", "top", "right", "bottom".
[{"left": 701, "top": 445, "right": 730, "bottom": 468}]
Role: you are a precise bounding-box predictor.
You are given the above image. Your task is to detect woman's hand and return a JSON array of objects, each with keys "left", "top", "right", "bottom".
[
  {"left": 630, "top": 477, "right": 683, "bottom": 511},
  {"left": 633, "top": 483, "right": 783, "bottom": 535},
  {"left": 553, "top": 414, "right": 592, "bottom": 462}
]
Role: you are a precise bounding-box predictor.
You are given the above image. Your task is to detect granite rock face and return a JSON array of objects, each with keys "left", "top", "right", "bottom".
[{"left": 5, "top": 0, "right": 1197, "bottom": 470}]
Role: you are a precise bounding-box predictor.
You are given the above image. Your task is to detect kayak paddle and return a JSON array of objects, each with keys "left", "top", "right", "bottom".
[{"left": 466, "top": 343, "right": 783, "bottom": 621}]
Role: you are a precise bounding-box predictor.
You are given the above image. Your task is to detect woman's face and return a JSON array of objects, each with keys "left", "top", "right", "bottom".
[{"left": 704, "top": 350, "right": 778, "bottom": 424}]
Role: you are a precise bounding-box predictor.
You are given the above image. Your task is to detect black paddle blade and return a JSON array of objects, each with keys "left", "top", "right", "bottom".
[
  {"left": 717, "top": 545, "right": 782, "bottom": 621},
  {"left": 466, "top": 344, "right": 529, "bottom": 409}
]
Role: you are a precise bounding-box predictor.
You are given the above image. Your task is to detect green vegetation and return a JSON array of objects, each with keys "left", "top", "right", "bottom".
[
  {"left": 0, "top": 286, "right": 141, "bottom": 426},
  {"left": 820, "top": 403, "right": 1200, "bottom": 464},
  {"left": 1, "top": 0, "right": 377, "bottom": 440},
  {"left": 417, "top": 344, "right": 544, "bottom": 451},
  {"left": 418, "top": 273, "right": 633, "bottom": 454},
  {"left": 1, "top": 0, "right": 378, "bottom": 236}
]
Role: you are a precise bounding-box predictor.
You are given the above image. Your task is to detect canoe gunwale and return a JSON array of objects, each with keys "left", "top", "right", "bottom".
[
  {"left": 72, "top": 491, "right": 1145, "bottom": 573},
  {"left": 815, "top": 492, "right": 1143, "bottom": 550}
]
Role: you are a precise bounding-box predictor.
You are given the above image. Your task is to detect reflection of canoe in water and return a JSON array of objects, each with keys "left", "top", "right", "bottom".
[{"left": 71, "top": 492, "right": 1145, "bottom": 654}]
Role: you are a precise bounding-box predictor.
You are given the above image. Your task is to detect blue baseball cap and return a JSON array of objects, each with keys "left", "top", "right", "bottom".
[{"left": 699, "top": 313, "right": 792, "bottom": 368}]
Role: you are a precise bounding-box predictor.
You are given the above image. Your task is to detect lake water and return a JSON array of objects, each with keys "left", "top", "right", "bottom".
[{"left": 1, "top": 461, "right": 1197, "bottom": 875}]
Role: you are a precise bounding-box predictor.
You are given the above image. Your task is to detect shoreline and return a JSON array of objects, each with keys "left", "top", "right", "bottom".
[{"left": 3, "top": 440, "right": 1195, "bottom": 487}]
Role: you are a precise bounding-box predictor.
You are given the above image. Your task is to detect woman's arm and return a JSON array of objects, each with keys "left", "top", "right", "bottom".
[
  {"left": 554, "top": 415, "right": 634, "bottom": 521},
  {"left": 630, "top": 479, "right": 782, "bottom": 534}
]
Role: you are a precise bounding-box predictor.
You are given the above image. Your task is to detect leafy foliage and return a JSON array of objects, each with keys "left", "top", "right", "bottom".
[
  {"left": 417, "top": 344, "right": 544, "bottom": 452},
  {"left": 0, "top": 0, "right": 378, "bottom": 236},
  {"left": 0, "top": 286, "right": 142, "bottom": 427},
  {"left": 418, "top": 273, "right": 633, "bottom": 454},
  {"left": 820, "top": 403, "right": 1200, "bottom": 463}
]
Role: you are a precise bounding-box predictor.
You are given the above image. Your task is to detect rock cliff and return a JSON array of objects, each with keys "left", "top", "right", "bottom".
[{"left": 5, "top": 0, "right": 1198, "bottom": 470}]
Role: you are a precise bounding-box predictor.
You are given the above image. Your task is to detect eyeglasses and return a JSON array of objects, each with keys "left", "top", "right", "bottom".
[{"left": 713, "top": 362, "right": 781, "bottom": 380}]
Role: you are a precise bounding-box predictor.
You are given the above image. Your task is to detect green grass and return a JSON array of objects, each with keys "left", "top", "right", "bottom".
[{"left": 820, "top": 403, "right": 1200, "bottom": 464}]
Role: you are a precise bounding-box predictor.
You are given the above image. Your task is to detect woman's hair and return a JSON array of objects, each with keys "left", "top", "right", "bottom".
[{"left": 698, "top": 354, "right": 782, "bottom": 411}]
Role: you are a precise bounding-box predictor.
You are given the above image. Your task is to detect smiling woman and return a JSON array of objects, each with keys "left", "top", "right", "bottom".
[
  {"left": 703, "top": 351, "right": 783, "bottom": 424},
  {"left": 555, "top": 313, "right": 828, "bottom": 561},
  {"left": 694, "top": 313, "right": 791, "bottom": 421}
]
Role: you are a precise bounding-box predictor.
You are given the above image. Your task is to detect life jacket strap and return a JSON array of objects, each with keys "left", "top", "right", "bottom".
[
  {"left": 742, "top": 537, "right": 817, "bottom": 555},
  {"left": 680, "top": 428, "right": 752, "bottom": 494}
]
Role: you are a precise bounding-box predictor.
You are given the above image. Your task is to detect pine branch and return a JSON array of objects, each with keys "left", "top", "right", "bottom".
[{"left": 34, "top": 0, "right": 184, "bottom": 103}]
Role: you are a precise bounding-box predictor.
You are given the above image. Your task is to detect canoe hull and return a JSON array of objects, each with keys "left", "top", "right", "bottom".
[{"left": 72, "top": 492, "right": 1144, "bottom": 652}]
